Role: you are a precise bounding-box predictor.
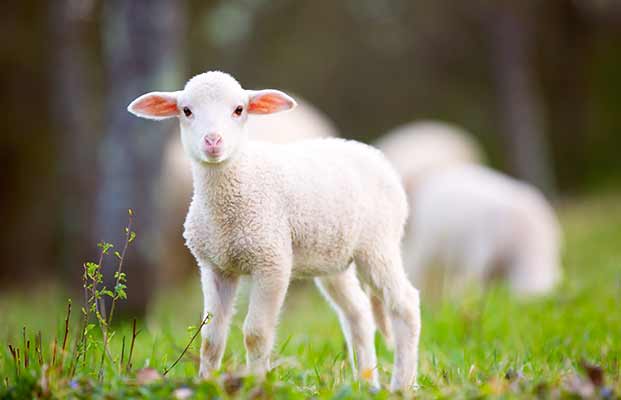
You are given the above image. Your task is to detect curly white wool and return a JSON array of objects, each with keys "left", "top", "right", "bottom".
[{"left": 157, "top": 97, "right": 339, "bottom": 287}]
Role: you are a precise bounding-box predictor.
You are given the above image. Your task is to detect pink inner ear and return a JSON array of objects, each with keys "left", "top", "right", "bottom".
[
  {"left": 248, "top": 93, "right": 292, "bottom": 114},
  {"left": 134, "top": 95, "right": 178, "bottom": 117}
]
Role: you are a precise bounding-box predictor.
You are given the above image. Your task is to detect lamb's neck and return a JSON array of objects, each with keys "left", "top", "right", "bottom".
[{"left": 190, "top": 153, "right": 246, "bottom": 207}]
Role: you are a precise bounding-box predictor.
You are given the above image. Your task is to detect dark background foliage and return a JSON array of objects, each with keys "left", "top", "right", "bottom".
[{"left": 1, "top": 0, "right": 619, "bottom": 312}]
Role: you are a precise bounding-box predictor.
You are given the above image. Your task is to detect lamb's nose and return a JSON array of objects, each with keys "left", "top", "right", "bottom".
[{"left": 204, "top": 134, "right": 222, "bottom": 146}]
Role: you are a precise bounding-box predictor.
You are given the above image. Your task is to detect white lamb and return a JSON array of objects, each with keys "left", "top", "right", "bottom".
[
  {"left": 127, "top": 71, "right": 420, "bottom": 391},
  {"left": 158, "top": 98, "right": 338, "bottom": 287},
  {"left": 405, "top": 165, "right": 562, "bottom": 297}
]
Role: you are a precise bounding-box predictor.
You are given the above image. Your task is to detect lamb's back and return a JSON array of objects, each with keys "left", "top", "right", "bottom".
[{"left": 249, "top": 138, "right": 407, "bottom": 275}]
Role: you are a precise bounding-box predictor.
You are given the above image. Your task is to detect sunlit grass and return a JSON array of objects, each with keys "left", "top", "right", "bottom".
[{"left": 1, "top": 193, "right": 620, "bottom": 398}]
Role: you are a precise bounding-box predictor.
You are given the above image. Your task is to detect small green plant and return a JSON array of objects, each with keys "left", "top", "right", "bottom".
[
  {"left": 5, "top": 211, "right": 137, "bottom": 381},
  {"left": 2, "top": 209, "right": 209, "bottom": 397},
  {"left": 77, "top": 209, "right": 135, "bottom": 381}
]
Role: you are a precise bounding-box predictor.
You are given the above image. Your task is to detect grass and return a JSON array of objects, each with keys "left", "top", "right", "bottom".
[{"left": 1, "top": 193, "right": 621, "bottom": 399}]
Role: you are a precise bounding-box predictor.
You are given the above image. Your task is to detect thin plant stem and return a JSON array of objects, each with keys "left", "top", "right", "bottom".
[
  {"left": 107, "top": 211, "right": 133, "bottom": 326},
  {"left": 73, "top": 260, "right": 91, "bottom": 374},
  {"left": 119, "top": 336, "right": 126, "bottom": 373},
  {"left": 163, "top": 313, "right": 212, "bottom": 376},
  {"left": 60, "top": 301, "right": 71, "bottom": 371},
  {"left": 51, "top": 338, "right": 57, "bottom": 368},
  {"left": 126, "top": 318, "right": 140, "bottom": 373}
]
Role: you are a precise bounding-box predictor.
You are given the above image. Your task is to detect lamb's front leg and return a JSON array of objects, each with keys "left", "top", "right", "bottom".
[
  {"left": 199, "top": 265, "right": 239, "bottom": 378},
  {"left": 243, "top": 266, "right": 290, "bottom": 376}
]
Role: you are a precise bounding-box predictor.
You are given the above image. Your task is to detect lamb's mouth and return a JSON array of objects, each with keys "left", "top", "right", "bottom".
[
  {"left": 202, "top": 146, "right": 224, "bottom": 160},
  {"left": 202, "top": 152, "right": 226, "bottom": 164}
]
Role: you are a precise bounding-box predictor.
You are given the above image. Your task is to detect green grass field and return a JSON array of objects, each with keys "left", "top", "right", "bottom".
[{"left": 1, "top": 193, "right": 620, "bottom": 399}]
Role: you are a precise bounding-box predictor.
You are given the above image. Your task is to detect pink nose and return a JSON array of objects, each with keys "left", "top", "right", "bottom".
[{"left": 204, "top": 134, "right": 222, "bottom": 147}]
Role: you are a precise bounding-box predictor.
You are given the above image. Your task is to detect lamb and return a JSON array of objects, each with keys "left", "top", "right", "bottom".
[
  {"left": 158, "top": 97, "right": 339, "bottom": 288},
  {"left": 404, "top": 165, "right": 562, "bottom": 297},
  {"left": 127, "top": 71, "right": 420, "bottom": 391}
]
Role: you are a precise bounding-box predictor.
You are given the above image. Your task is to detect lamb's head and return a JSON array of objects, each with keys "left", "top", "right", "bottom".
[{"left": 127, "top": 71, "right": 296, "bottom": 164}]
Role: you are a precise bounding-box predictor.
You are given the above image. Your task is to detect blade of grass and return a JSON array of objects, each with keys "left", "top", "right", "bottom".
[
  {"left": 22, "top": 327, "right": 29, "bottom": 369},
  {"left": 35, "top": 331, "right": 43, "bottom": 366},
  {"left": 7, "top": 345, "right": 18, "bottom": 377},
  {"left": 51, "top": 338, "right": 57, "bottom": 368}
]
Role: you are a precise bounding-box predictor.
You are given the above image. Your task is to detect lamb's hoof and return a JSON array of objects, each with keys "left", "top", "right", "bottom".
[
  {"left": 383, "top": 334, "right": 395, "bottom": 350},
  {"left": 368, "top": 384, "right": 381, "bottom": 394},
  {"left": 198, "top": 367, "right": 213, "bottom": 381},
  {"left": 389, "top": 379, "right": 419, "bottom": 393}
]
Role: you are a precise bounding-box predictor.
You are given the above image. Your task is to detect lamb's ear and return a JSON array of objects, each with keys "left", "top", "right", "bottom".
[
  {"left": 127, "top": 91, "right": 181, "bottom": 120},
  {"left": 247, "top": 89, "right": 297, "bottom": 115}
]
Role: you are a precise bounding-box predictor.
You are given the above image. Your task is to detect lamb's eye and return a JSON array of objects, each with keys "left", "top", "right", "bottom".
[
  {"left": 183, "top": 107, "right": 192, "bottom": 117},
  {"left": 233, "top": 105, "right": 243, "bottom": 117}
]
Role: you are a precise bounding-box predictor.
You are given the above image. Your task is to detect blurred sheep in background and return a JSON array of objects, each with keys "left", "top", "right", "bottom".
[
  {"left": 377, "top": 122, "right": 561, "bottom": 298},
  {"left": 375, "top": 121, "right": 483, "bottom": 195},
  {"left": 405, "top": 165, "right": 562, "bottom": 297},
  {"left": 157, "top": 97, "right": 339, "bottom": 290}
]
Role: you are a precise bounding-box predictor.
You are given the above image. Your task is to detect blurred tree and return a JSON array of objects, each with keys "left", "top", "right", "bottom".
[
  {"left": 540, "top": 0, "right": 621, "bottom": 190},
  {"left": 0, "top": 2, "right": 56, "bottom": 287},
  {"left": 49, "top": 0, "right": 101, "bottom": 285},
  {"left": 535, "top": 0, "right": 599, "bottom": 194},
  {"left": 97, "top": 0, "right": 186, "bottom": 314},
  {"left": 486, "top": 2, "right": 555, "bottom": 195}
]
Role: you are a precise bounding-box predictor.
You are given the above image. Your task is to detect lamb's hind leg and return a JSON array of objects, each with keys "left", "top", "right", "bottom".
[
  {"left": 315, "top": 266, "right": 379, "bottom": 389},
  {"left": 370, "top": 292, "right": 394, "bottom": 348},
  {"left": 355, "top": 246, "right": 421, "bottom": 392}
]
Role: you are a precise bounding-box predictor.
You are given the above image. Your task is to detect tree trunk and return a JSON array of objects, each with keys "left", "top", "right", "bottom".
[
  {"left": 488, "top": 3, "right": 556, "bottom": 196},
  {"left": 49, "top": 0, "right": 99, "bottom": 287},
  {"left": 98, "top": 0, "right": 186, "bottom": 315},
  {"left": 545, "top": 0, "right": 591, "bottom": 191}
]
